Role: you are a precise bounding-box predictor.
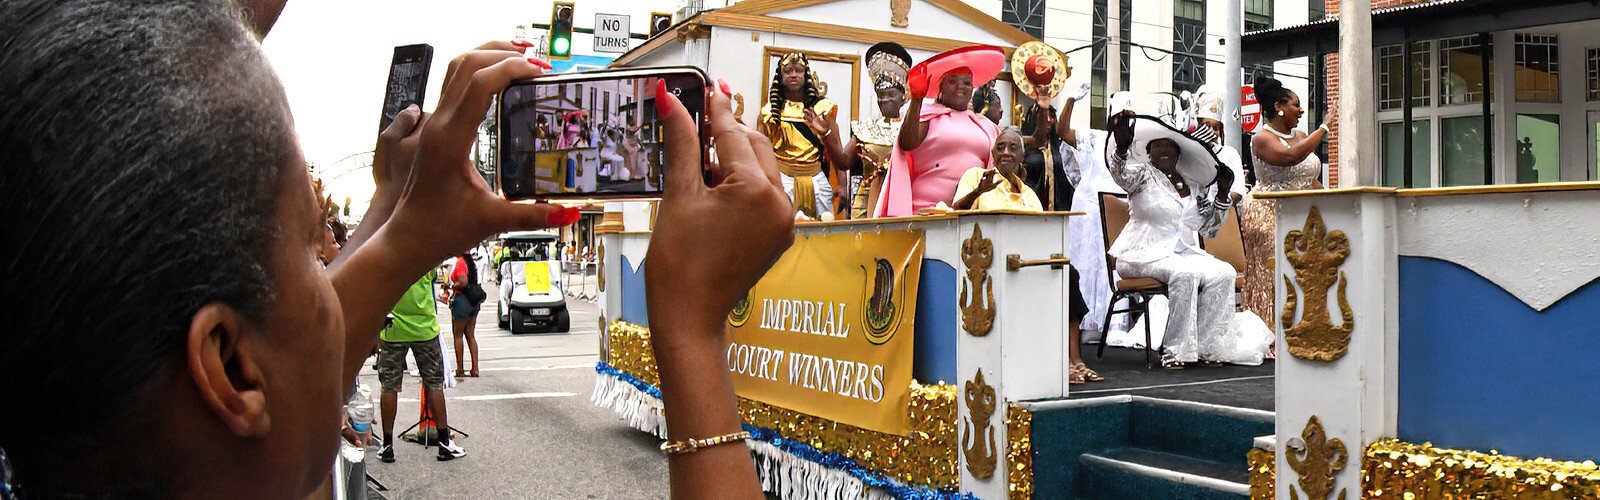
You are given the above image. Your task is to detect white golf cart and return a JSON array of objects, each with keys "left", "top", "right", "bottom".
[{"left": 493, "top": 230, "right": 570, "bottom": 333}]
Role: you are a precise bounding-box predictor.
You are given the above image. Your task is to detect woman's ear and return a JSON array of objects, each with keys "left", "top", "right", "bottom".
[{"left": 186, "top": 303, "right": 271, "bottom": 438}]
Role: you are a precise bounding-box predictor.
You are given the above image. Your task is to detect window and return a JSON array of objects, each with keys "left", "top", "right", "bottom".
[
  {"left": 1120, "top": 0, "right": 1132, "bottom": 90},
  {"left": 1309, "top": 1, "right": 1325, "bottom": 22},
  {"left": 1441, "top": 115, "right": 1490, "bottom": 186},
  {"left": 1246, "top": 63, "right": 1274, "bottom": 85},
  {"left": 1382, "top": 121, "right": 1432, "bottom": 188},
  {"left": 1092, "top": 0, "right": 1109, "bottom": 129},
  {"left": 1439, "top": 36, "right": 1491, "bottom": 105},
  {"left": 1378, "top": 42, "right": 1431, "bottom": 111},
  {"left": 1515, "top": 114, "right": 1561, "bottom": 182},
  {"left": 1588, "top": 49, "right": 1600, "bottom": 101},
  {"left": 1002, "top": 0, "right": 1046, "bottom": 39},
  {"left": 1245, "top": 0, "right": 1273, "bottom": 32},
  {"left": 1172, "top": 0, "right": 1206, "bottom": 93},
  {"left": 1514, "top": 34, "right": 1560, "bottom": 103}
]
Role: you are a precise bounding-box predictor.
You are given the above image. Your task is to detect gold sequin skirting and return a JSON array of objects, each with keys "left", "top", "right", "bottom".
[{"left": 1238, "top": 194, "right": 1277, "bottom": 323}]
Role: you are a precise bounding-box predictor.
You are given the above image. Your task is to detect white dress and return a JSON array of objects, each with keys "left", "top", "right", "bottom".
[
  {"left": 1061, "top": 128, "right": 1123, "bottom": 333},
  {"left": 1105, "top": 149, "right": 1266, "bottom": 366}
]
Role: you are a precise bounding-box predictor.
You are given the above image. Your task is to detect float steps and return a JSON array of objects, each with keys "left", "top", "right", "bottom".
[
  {"left": 1078, "top": 447, "right": 1250, "bottom": 500},
  {"left": 1022, "top": 395, "right": 1272, "bottom": 499}
]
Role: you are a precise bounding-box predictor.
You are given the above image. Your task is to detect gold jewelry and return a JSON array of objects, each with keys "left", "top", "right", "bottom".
[{"left": 660, "top": 431, "right": 752, "bottom": 454}]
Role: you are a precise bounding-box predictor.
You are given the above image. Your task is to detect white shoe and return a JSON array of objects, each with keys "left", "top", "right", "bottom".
[{"left": 436, "top": 439, "right": 466, "bottom": 461}]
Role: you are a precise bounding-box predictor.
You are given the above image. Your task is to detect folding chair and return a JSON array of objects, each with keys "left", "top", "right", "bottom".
[
  {"left": 1096, "top": 193, "right": 1167, "bottom": 368},
  {"left": 1200, "top": 206, "right": 1247, "bottom": 295}
]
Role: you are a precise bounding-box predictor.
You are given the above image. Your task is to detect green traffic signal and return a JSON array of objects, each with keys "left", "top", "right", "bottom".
[{"left": 548, "top": 1, "right": 574, "bottom": 60}]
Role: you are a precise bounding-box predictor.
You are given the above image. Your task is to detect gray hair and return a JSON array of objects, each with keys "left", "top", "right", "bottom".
[
  {"left": 0, "top": 0, "right": 296, "bottom": 478},
  {"left": 997, "top": 126, "right": 1025, "bottom": 142}
]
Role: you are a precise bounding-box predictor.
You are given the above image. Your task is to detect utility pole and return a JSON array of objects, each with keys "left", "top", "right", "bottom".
[
  {"left": 1338, "top": 0, "right": 1377, "bottom": 186},
  {"left": 1222, "top": 0, "right": 1241, "bottom": 150}
]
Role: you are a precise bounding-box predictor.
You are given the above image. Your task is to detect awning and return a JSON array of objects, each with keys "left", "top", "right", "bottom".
[{"left": 1242, "top": 0, "right": 1600, "bottom": 64}]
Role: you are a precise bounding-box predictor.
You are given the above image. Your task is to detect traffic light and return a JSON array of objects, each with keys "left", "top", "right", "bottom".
[
  {"left": 548, "top": 1, "right": 575, "bottom": 60},
  {"left": 650, "top": 12, "right": 673, "bottom": 37}
]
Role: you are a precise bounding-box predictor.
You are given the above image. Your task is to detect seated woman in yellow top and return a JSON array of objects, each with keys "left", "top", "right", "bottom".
[
  {"left": 953, "top": 127, "right": 1042, "bottom": 211},
  {"left": 758, "top": 52, "right": 843, "bottom": 219}
]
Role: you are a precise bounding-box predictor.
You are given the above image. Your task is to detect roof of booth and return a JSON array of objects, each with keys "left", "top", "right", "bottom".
[{"left": 609, "top": 0, "right": 1037, "bottom": 67}]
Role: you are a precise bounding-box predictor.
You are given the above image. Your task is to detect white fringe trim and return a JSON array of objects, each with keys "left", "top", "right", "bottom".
[
  {"left": 590, "top": 371, "right": 668, "bottom": 438},
  {"left": 748, "top": 440, "right": 896, "bottom": 500}
]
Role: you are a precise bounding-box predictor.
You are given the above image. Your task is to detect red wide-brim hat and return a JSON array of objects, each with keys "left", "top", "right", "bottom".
[{"left": 909, "top": 45, "right": 1005, "bottom": 101}]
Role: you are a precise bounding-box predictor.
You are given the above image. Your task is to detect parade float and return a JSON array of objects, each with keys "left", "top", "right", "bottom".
[
  {"left": 586, "top": 1, "right": 1600, "bottom": 499},
  {"left": 593, "top": 185, "right": 1600, "bottom": 500}
]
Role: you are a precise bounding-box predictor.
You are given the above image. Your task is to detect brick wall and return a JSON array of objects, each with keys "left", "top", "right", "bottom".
[{"left": 1322, "top": 0, "right": 1431, "bottom": 186}]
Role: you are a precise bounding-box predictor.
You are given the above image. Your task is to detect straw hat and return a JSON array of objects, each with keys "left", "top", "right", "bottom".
[
  {"left": 908, "top": 45, "right": 1005, "bottom": 101},
  {"left": 1106, "top": 114, "right": 1225, "bottom": 188},
  {"left": 1010, "top": 41, "right": 1069, "bottom": 101}
]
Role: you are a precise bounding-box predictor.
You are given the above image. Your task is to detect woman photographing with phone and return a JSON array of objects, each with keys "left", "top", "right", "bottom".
[{"left": 0, "top": 1, "right": 783, "bottom": 498}]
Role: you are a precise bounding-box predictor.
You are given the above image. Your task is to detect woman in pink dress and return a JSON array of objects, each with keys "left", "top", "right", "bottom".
[{"left": 874, "top": 45, "right": 1005, "bottom": 217}]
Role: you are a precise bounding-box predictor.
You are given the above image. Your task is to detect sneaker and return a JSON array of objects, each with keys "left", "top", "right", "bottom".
[
  {"left": 378, "top": 444, "right": 395, "bottom": 463},
  {"left": 436, "top": 440, "right": 466, "bottom": 461}
]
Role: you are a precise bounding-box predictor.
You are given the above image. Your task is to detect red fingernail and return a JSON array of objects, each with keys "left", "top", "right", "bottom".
[
  {"left": 527, "top": 57, "right": 552, "bottom": 70},
  {"left": 546, "top": 206, "right": 581, "bottom": 226},
  {"left": 655, "top": 80, "right": 672, "bottom": 117},
  {"left": 511, "top": 39, "right": 533, "bottom": 47},
  {"left": 717, "top": 78, "right": 732, "bottom": 96}
]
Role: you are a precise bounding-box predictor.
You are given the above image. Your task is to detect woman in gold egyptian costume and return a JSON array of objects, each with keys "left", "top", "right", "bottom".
[
  {"left": 829, "top": 42, "right": 912, "bottom": 219},
  {"left": 758, "top": 52, "right": 842, "bottom": 219}
]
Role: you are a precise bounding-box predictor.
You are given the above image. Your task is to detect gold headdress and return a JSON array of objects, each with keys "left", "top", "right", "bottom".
[
  {"left": 865, "top": 42, "right": 912, "bottom": 94},
  {"left": 778, "top": 51, "right": 809, "bottom": 69}
]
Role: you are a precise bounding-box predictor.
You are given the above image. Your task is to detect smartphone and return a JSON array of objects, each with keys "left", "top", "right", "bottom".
[
  {"left": 378, "top": 44, "right": 434, "bottom": 133},
  {"left": 497, "top": 66, "right": 708, "bottom": 200}
]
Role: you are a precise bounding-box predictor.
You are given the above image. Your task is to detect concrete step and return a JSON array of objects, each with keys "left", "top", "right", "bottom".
[{"left": 1078, "top": 447, "right": 1250, "bottom": 500}]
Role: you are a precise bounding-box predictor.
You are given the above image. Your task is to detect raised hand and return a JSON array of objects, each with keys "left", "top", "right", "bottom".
[
  {"left": 644, "top": 81, "right": 785, "bottom": 499},
  {"left": 381, "top": 42, "right": 575, "bottom": 267},
  {"left": 802, "top": 107, "right": 830, "bottom": 136},
  {"left": 1110, "top": 112, "right": 1136, "bottom": 155},
  {"left": 1068, "top": 81, "right": 1091, "bottom": 102},
  {"left": 976, "top": 169, "right": 1002, "bottom": 194},
  {"left": 647, "top": 82, "right": 794, "bottom": 334}
]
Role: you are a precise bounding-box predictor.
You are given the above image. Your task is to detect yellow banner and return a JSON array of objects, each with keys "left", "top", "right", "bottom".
[
  {"left": 524, "top": 261, "right": 551, "bottom": 294},
  {"left": 727, "top": 230, "right": 923, "bottom": 435}
]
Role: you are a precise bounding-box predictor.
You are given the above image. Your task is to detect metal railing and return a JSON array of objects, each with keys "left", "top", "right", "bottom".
[{"left": 561, "top": 260, "right": 600, "bottom": 303}]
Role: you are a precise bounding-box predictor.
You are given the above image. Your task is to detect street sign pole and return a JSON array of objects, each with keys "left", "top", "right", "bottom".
[{"left": 1223, "top": 0, "right": 1242, "bottom": 148}]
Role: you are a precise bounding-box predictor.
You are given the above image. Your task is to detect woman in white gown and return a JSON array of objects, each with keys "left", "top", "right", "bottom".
[{"left": 1104, "top": 114, "right": 1267, "bottom": 368}]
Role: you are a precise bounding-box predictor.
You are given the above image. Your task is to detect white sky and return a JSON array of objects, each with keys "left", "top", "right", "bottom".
[{"left": 261, "top": 0, "right": 680, "bottom": 205}]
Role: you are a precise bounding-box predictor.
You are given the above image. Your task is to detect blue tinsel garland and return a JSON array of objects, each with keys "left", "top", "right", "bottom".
[{"left": 594, "top": 362, "right": 975, "bottom": 500}]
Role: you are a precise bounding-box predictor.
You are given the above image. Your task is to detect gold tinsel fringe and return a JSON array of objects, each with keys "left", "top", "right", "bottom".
[
  {"left": 1005, "top": 404, "right": 1034, "bottom": 500},
  {"left": 1248, "top": 448, "right": 1275, "bottom": 500},
  {"left": 603, "top": 321, "right": 960, "bottom": 490},
  {"left": 739, "top": 384, "right": 960, "bottom": 490},
  {"left": 1363, "top": 439, "right": 1600, "bottom": 499}
]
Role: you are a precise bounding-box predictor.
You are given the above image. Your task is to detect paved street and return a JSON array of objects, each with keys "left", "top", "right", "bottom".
[{"left": 358, "top": 283, "right": 667, "bottom": 499}]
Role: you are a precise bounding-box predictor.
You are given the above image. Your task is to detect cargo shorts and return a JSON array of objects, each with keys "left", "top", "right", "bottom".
[{"left": 377, "top": 338, "right": 445, "bottom": 392}]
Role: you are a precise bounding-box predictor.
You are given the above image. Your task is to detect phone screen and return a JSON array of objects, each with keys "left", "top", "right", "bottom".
[
  {"left": 498, "top": 69, "right": 706, "bottom": 200},
  {"left": 378, "top": 44, "right": 433, "bottom": 133}
]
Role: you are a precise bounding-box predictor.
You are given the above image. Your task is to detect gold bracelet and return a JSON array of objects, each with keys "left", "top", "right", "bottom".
[{"left": 659, "top": 431, "right": 752, "bottom": 454}]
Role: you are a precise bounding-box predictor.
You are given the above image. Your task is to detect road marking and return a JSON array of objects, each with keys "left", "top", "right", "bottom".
[
  {"left": 398, "top": 392, "right": 577, "bottom": 403},
  {"left": 478, "top": 363, "right": 592, "bottom": 372}
]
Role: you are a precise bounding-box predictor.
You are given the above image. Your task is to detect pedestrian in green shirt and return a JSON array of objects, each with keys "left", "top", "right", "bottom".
[{"left": 376, "top": 270, "right": 465, "bottom": 461}]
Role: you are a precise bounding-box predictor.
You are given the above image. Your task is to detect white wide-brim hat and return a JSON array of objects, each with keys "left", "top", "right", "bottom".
[{"left": 1106, "top": 114, "right": 1225, "bottom": 188}]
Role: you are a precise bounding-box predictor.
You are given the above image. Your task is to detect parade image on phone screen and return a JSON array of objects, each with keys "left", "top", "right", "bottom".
[{"left": 498, "top": 68, "right": 705, "bottom": 200}]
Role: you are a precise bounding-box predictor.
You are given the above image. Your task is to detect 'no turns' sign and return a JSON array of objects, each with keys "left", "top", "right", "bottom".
[{"left": 594, "top": 14, "right": 630, "bottom": 54}]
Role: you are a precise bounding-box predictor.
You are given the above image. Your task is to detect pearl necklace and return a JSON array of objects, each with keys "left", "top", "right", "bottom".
[{"left": 1262, "top": 122, "right": 1295, "bottom": 139}]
